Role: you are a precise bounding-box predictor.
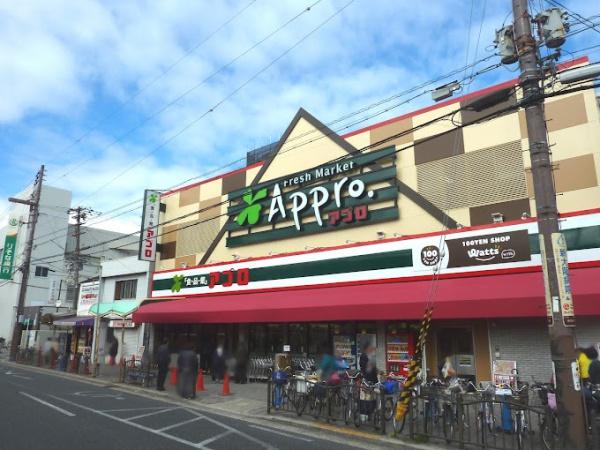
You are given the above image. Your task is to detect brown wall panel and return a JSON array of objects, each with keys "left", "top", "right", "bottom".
[
  {"left": 545, "top": 94, "right": 588, "bottom": 133},
  {"left": 554, "top": 154, "right": 598, "bottom": 192},
  {"left": 222, "top": 171, "right": 246, "bottom": 195},
  {"left": 369, "top": 117, "right": 413, "bottom": 149},
  {"left": 160, "top": 241, "right": 176, "bottom": 260},
  {"left": 461, "top": 89, "right": 517, "bottom": 126},
  {"left": 469, "top": 198, "right": 531, "bottom": 225},
  {"left": 179, "top": 186, "right": 200, "bottom": 207},
  {"left": 414, "top": 128, "right": 464, "bottom": 165},
  {"left": 519, "top": 93, "right": 588, "bottom": 137}
]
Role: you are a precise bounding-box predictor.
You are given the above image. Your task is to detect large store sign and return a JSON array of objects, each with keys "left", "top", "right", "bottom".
[
  {"left": 0, "top": 215, "right": 19, "bottom": 280},
  {"left": 419, "top": 230, "right": 531, "bottom": 269},
  {"left": 151, "top": 212, "right": 600, "bottom": 298},
  {"left": 226, "top": 147, "right": 399, "bottom": 247},
  {"left": 77, "top": 281, "right": 99, "bottom": 316},
  {"left": 138, "top": 190, "right": 160, "bottom": 261}
]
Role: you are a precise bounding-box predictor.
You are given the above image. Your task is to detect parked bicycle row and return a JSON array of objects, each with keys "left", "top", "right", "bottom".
[{"left": 267, "top": 366, "right": 600, "bottom": 449}]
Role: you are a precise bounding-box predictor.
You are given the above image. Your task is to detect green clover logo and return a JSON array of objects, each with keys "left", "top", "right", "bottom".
[
  {"left": 236, "top": 188, "right": 268, "bottom": 226},
  {"left": 149, "top": 193, "right": 158, "bottom": 203},
  {"left": 171, "top": 275, "right": 184, "bottom": 293}
]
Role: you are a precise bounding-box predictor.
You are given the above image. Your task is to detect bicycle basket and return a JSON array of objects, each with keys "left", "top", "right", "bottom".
[
  {"left": 272, "top": 370, "right": 288, "bottom": 384},
  {"left": 383, "top": 380, "right": 399, "bottom": 395}
]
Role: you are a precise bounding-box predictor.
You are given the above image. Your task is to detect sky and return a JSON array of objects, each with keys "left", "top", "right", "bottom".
[{"left": 0, "top": 0, "right": 598, "bottom": 234}]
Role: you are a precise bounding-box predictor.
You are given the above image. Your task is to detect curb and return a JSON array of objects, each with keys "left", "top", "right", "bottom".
[{"left": 2, "top": 362, "right": 436, "bottom": 450}]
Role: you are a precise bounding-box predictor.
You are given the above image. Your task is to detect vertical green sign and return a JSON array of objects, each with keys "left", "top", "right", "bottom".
[{"left": 0, "top": 234, "right": 17, "bottom": 280}]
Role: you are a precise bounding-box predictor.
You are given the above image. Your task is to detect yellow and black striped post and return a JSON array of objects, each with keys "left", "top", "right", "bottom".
[{"left": 394, "top": 306, "right": 433, "bottom": 422}]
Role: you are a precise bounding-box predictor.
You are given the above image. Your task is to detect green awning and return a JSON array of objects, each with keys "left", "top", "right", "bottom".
[{"left": 89, "top": 301, "right": 139, "bottom": 318}]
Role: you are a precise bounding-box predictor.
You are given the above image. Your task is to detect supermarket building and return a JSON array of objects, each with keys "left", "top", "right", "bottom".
[{"left": 134, "top": 57, "right": 600, "bottom": 382}]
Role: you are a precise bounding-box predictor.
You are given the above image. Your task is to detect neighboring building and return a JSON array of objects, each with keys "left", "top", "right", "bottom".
[
  {"left": 133, "top": 57, "right": 600, "bottom": 382},
  {"left": 0, "top": 184, "right": 137, "bottom": 344},
  {"left": 92, "top": 256, "right": 150, "bottom": 364}
]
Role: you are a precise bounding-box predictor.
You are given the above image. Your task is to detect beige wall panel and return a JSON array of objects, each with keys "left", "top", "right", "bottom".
[
  {"left": 198, "top": 197, "right": 222, "bottom": 221},
  {"left": 446, "top": 207, "right": 471, "bottom": 228},
  {"left": 200, "top": 179, "right": 222, "bottom": 200},
  {"left": 246, "top": 164, "right": 263, "bottom": 184},
  {"left": 462, "top": 112, "right": 521, "bottom": 153},
  {"left": 161, "top": 194, "right": 180, "bottom": 221},
  {"left": 370, "top": 117, "right": 413, "bottom": 149},
  {"left": 344, "top": 131, "right": 370, "bottom": 149},
  {"left": 179, "top": 185, "right": 200, "bottom": 207},
  {"left": 556, "top": 186, "right": 600, "bottom": 214},
  {"left": 164, "top": 203, "right": 199, "bottom": 225},
  {"left": 412, "top": 103, "right": 460, "bottom": 140},
  {"left": 583, "top": 89, "right": 600, "bottom": 124},
  {"left": 157, "top": 259, "right": 175, "bottom": 271},
  {"left": 547, "top": 123, "right": 600, "bottom": 163},
  {"left": 261, "top": 118, "right": 351, "bottom": 182},
  {"left": 175, "top": 255, "right": 197, "bottom": 269}
]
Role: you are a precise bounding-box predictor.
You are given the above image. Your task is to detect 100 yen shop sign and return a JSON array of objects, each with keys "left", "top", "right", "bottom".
[{"left": 421, "top": 230, "right": 531, "bottom": 268}]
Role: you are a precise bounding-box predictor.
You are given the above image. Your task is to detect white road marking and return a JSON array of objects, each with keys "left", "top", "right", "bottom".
[
  {"left": 5, "top": 371, "right": 32, "bottom": 380},
  {"left": 73, "top": 391, "right": 124, "bottom": 400},
  {"left": 19, "top": 392, "right": 75, "bottom": 417},
  {"left": 49, "top": 396, "right": 205, "bottom": 449},
  {"left": 249, "top": 425, "right": 314, "bottom": 442},
  {"left": 196, "top": 430, "right": 232, "bottom": 447},
  {"left": 157, "top": 416, "right": 203, "bottom": 432},
  {"left": 100, "top": 406, "right": 170, "bottom": 413},
  {"left": 184, "top": 408, "right": 277, "bottom": 450},
  {"left": 125, "top": 407, "right": 179, "bottom": 421}
]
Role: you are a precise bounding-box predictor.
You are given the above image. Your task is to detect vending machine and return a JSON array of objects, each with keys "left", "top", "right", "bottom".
[{"left": 386, "top": 332, "right": 415, "bottom": 375}]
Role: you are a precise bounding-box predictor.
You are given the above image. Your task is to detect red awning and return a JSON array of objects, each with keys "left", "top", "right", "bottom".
[{"left": 133, "top": 266, "right": 600, "bottom": 324}]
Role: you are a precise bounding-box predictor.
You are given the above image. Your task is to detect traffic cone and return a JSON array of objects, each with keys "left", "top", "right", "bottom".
[
  {"left": 170, "top": 367, "right": 178, "bottom": 386},
  {"left": 196, "top": 370, "right": 205, "bottom": 392},
  {"left": 221, "top": 372, "right": 231, "bottom": 396}
]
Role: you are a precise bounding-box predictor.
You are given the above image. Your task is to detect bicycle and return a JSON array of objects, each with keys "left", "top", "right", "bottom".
[
  {"left": 532, "top": 382, "right": 558, "bottom": 450},
  {"left": 468, "top": 381, "right": 497, "bottom": 444},
  {"left": 270, "top": 366, "right": 293, "bottom": 410},
  {"left": 343, "top": 370, "right": 362, "bottom": 425},
  {"left": 497, "top": 382, "right": 530, "bottom": 450},
  {"left": 441, "top": 378, "right": 471, "bottom": 443}
]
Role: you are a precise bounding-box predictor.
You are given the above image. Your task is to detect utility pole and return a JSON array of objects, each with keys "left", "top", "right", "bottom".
[
  {"left": 511, "top": 1, "right": 586, "bottom": 447},
  {"left": 68, "top": 206, "right": 93, "bottom": 310},
  {"left": 8, "top": 165, "right": 44, "bottom": 361}
]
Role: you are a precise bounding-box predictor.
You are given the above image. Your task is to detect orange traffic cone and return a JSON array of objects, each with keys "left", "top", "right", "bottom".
[
  {"left": 196, "top": 370, "right": 205, "bottom": 392},
  {"left": 170, "top": 367, "right": 178, "bottom": 386},
  {"left": 221, "top": 372, "right": 231, "bottom": 396}
]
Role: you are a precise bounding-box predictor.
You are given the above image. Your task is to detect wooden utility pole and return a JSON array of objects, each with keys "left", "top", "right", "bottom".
[
  {"left": 8, "top": 165, "right": 44, "bottom": 361},
  {"left": 511, "top": 1, "right": 586, "bottom": 447}
]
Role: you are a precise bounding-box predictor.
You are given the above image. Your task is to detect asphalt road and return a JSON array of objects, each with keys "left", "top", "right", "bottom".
[{"left": 0, "top": 362, "right": 385, "bottom": 450}]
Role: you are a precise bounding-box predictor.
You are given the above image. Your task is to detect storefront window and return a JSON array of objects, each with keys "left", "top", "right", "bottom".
[
  {"left": 289, "top": 323, "right": 307, "bottom": 354},
  {"left": 308, "top": 323, "right": 330, "bottom": 357},
  {"left": 267, "top": 324, "right": 284, "bottom": 353},
  {"left": 249, "top": 324, "right": 267, "bottom": 355}
]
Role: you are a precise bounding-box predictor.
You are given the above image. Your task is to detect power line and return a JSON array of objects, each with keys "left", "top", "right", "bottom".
[
  {"left": 27, "top": 55, "right": 503, "bottom": 251},
  {"left": 43, "top": 0, "right": 258, "bottom": 176},
  {"left": 51, "top": 0, "right": 325, "bottom": 185}
]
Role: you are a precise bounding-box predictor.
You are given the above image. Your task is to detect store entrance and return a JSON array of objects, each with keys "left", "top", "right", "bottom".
[{"left": 437, "top": 327, "right": 476, "bottom": 381}]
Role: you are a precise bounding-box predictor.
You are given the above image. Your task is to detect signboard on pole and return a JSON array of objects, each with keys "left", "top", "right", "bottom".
[
  {"left": 538, "top": 237, "right": 554, "bottom": 326},
  {"left": 0, "top": 215, "right": 19, "bottom": 280},
  {"left": 139, "top": 190, "right": 160, "bottom": 261},
  {"left": 552, "top": 232, "right": 575, "bottom": 327},
  {"left": 77, "top": 281, "right": 99, "bottom": 316}
]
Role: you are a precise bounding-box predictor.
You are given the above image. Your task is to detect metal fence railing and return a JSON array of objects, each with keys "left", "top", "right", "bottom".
[{"left": 267, "top": 378, "right": 600, "bottom": 450}]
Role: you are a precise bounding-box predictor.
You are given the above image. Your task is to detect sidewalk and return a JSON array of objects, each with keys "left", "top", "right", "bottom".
[{"left": 7, "top": 360, "right": 438, "bottom": 450}]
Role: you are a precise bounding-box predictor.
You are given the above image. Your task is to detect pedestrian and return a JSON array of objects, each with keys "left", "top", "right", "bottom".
[
  {"left": 156, "top": 338, "right": 170, "bottom": 391},
  {"left": 580, "top": 346, "right": 599, "bottom": 418},
  {"left": 42, "top": 337, "right": 53, "bottom": 366},
  {"left": 234, "top": 343, "right": 248, "bottom": 384},
  {"left": 108, "top": 337, "right": 118, "bottom": 366},
  {"left": 177, "top": 342, "right": 199, "bottom": 399},
  {"left": 212, "top": 344, "right": 226, "bottom": 382},
  {"left": 440, "top": 356, "right": 457, "bottom": 381},
  {"left": 359, "top": 344, "right": 378, "bottom": 383}
]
